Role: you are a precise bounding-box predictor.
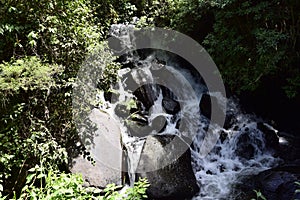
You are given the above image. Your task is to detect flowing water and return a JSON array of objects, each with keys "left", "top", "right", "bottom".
[{"left": 100, "top": 24, "right": 280, "bottom": 199}]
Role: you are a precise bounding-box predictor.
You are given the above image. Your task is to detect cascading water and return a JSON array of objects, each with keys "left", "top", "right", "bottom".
[
  {"left": 100, "top": 24, "right": 280, "bottom": 199},
  {"left": 191, "top": 99, "right": 280, "bottom": 199}
]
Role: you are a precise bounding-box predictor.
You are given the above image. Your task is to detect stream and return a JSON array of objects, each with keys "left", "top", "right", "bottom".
[{"left": 97, "top": 24, "right": 282, "bottom": 199}]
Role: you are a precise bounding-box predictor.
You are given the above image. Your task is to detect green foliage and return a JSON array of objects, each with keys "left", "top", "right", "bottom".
[
  {"left": 97, "top": 57, "right": 121, "bottom": 93},
  {"left": 0, "top": 102, "right": 68, "bottom": 197},
  {"left": 141, "top": 0, "right": 300, "bottom": 98},
  {"left": 295, "top": 182, "right": 300, "bottom": 200},
  {"left": 0, "top": 0, "right": 102, "bottom": 77},
  {"left": 251, "top": 190, "right": 267, "bottom": 200},
  {"left": 169, "top": 0, "right": 211, "bottom": 32},
  {"left": 91, "top": 177, "right": 149, "bottom": 200},
  {"left": 101, "top": 183, "right": 123, "bottom": 200},
  {"left": 0, "top": 56, "right": 72, "bottom": 197},
  {"left": 124, "top": 178, "right": 150, "bottom": 200},
  {"left": 284, "top": 75, "right": 300, "bottom": 98},
  {"left": 92, "top": 0, "right": 137, "bottom": 28},
  {"left": 0, "top": 0, "right": 143, "bottom": 198},
  {"left": 73, "top": 41, "right": 121, "bottom": 129},
  {"left": 18, "top": 170, "right": 97, "bottom": 200},
  {"left": 0, "top": 56, "right": 63, "bottom": 95},
  {"left": 0, "top": 24, "right": 120, "bottom": 199},
  {"left": 133, "top": 0, "right": 176, "bottom": 27},
  {"left": 199, "top": 0, "right": 300, "bottom": 96},
  {"left": 14, "top": 169, "right": 149, "bottom": 200},
  {"left": 1, "top": 0, "right": 299, "bottom": 199}
]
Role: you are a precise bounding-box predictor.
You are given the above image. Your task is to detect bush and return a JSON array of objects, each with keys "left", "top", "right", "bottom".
[
  {"left": 142, "top": 0, "right": 300, "bottom": 98},
  {"left": 0, "top": 56, "right": 68, "bottom": 197},
  {"left": 0, "top": 0, "right": 101, "bottom": 73},
  {"left": 14, "top": 168, "right": 149, "bottom": 200}
]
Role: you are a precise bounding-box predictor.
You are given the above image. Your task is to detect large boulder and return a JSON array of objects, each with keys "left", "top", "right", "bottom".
[
  {"left": 233, "top": 161, "right": 300, "bottom": 200},
  {"left": 133, "top": 84, "right": 159, "bottom": 110},
  {"left": 277, "top": 132, "right": 300, "bottom": 161},
  {"left": 255, "top": 169, "right": 300, "bottom": 200},
  {"left": 162, "top": 97, "right": 180, "bottom": 115},
  {"left": 70, "top": 109, "right": 123, "bottom": 187},
  {"left": 136, "top": 135, "right": 199, "bottom": 199},
  {"left": 257, "top": 122, "right": 279, "bottom": 150},
  {"left": 199, "top": 93, "right": 225, "bottom": 127},
  {"left": 234, "top": 132, "right": 256, "bottom": 160},
  {"left": 199, "top": 93, "right": 213, "bottom": 119},
  {"left": 126, "top": 115, "right": 167, "bottom": 137}
]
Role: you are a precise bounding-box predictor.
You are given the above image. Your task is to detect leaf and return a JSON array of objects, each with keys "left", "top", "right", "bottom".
[
  {"left": 8, "top": 7, "right": 16, "bottom": 13},
  {"left": 26, "top": 173, "right": 36, "bottom": 184},
  {"left": 37, "top": 173, "right": 46, "bottom": 179},
  {"left": 92, "top": 188, "right": 102, "bottom": 194},
  {"left": 28, "top": 31, "right": 38, "bottom": 39},
  {"left": 28, "top": 166, "right": 38, "bottom": 172},
  {"left": 29, "top": 40, "right": 37, "bottom": 47}
]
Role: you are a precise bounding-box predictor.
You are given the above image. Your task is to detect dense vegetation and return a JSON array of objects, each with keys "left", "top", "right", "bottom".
[{"left": 0, "top": 0, "right": 299, "bottom": 199}]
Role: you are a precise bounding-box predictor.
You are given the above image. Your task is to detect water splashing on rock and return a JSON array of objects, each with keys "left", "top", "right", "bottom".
[{"left": 78, "top": 24, "right": 282, "bottom": 199}]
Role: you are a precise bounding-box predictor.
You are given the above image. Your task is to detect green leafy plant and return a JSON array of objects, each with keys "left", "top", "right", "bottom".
[
  {"left": 18, "top": 170, "right": 97, "bottom": 200},
  {"left": 202, "top": 0, "right": 299, "bottom": 97},
  {"left": 0, "top": 56, "right": 63, "bottom": 94},
  {"left": 142, "top": 0, "right": 300, "bottom": 98},
  {"left": 295, "top": 181, "right": 300, "bottom": 200},
  {"left": 0, "top": 0, "right": 102, "bottom": 72},
  {"left": 101, "top": 183, "right": 123, "bottom": 200},
  {"left": 0, "top": 0, "right": 144, "bottom": 198},
  {"left": 15, "top": 168, "right": 149, "bottom": 200},
  {"left": 0, "top": 56, "right": 69, "bottom": 197},
  {"left": 124, "top": 178, "right": 150, "bottom": 200},
  {"left": 251, "top": 190, "right": 267, "bottom": 200}
]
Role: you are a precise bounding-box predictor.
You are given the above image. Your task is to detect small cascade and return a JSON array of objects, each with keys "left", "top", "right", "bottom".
[
  {"left": 98, "top": 24, "right": 280, "bottom": 199},
  {"left": 191, "top": 98, "right": 279, "bottom": 199}
]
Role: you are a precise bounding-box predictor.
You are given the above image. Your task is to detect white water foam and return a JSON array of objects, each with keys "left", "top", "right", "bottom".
[{"left": 97, "top": 24, "right": 280, "bottom": 199}]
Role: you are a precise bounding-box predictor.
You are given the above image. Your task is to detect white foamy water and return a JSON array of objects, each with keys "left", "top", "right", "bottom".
[{"left": 97, "top": 24, "right": 280, "bottom": 199}]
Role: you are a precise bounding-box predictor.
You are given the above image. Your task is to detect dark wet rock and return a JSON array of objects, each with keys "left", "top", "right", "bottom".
[
  {"left": 257, "top": 165, "right": 300, "bottom": 200},
  {"left": 199, "top": 93, "right": 213, "bottom": 119},
  {"left": 233, "top": 161, "right": 300, "bottom": 200},
  {"left": 277, "top": 132, "right": 300, "bottom": 161},
  {"left": 136, "top": 135, "right": 199, "bottom": 200},
  {"left": 114, "top": 104, "right": 128, "bottom": 118},
  {"left": 126, "top": 118, "right": 149, "bottom": 137},
  {"left": 233, "top": 125, "right": 239, "bottom": 131},
  {"left": 133, "top": 84, "right": 159, "bottom": 110},
  {"left": 224, "top": 112, "right": 237, "bottom": 129},
  {"left": 257, "top": 171, "right": 297, "bottom": 200},
  {"left": 274, "top": 160, "right": 300, "bottom": 173},
  {"left": 162, "top": 98, "right": 180, "bottom": 114},
  {"left": 175, "top": 118, "right": 189, "bottom": 131},
  {"left": 126, "top": 114, "right": 167, "bottom": 137},
  {"left": 199, "top": 94, "right": 225, "bottom": 126},
  {"left": 151, "top": 115, "right": 167, "bottom": 133},
  {"left": 235, "top": 133, "right": 255, "bottom": 160},
  {"left": 257, "top": 122, "right": 279, "bottom": 150},
  {"left": 107, "top": 36, "right": 123, "bottom": 52},
  {"left": 220, "top": 130, "right": 228, "bottom": 143},
  {"left": 206, "top": 170, "right": 213, "bottom": 175}
]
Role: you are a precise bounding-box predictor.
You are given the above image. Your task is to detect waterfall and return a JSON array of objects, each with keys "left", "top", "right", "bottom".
[
  {"left": 191, "top": 98, "right": 279, "bottom": 199},
  {"left": 99, "top": 24, "right": 280, "bottom": 199}
]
